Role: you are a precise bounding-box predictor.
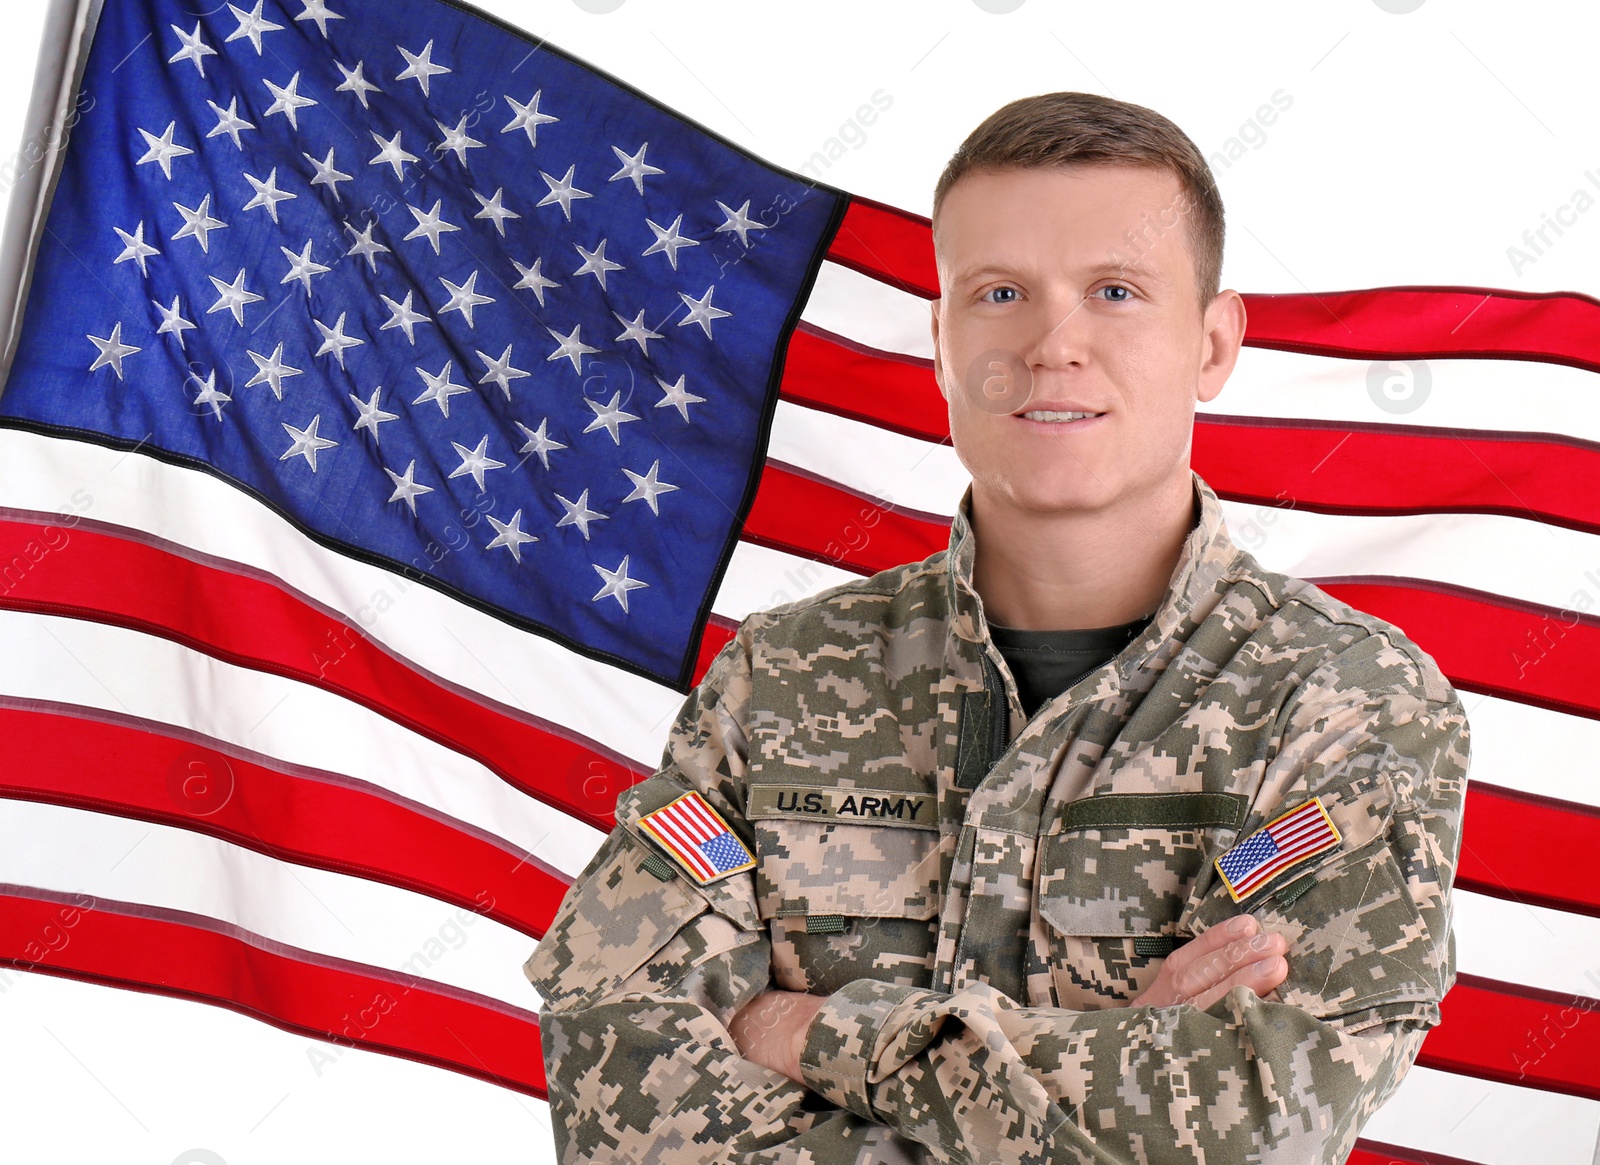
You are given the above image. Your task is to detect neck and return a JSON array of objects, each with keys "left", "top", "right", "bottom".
[{"left": 968, "top": 470, "right": 1197, "bottom": 631}]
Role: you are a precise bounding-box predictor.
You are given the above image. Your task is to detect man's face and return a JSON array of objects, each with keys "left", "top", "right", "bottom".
[{"left": 930, "top": 164, "right": 1239, "bottom": 517}]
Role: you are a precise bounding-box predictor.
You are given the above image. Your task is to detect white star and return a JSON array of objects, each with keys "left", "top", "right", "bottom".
[
  {"left": 384, "top": 460, "right": 433, "bottom": 514},
  {"left": 395, "top": 40, "right": 450, "bottom": 96},
  {"left": 404, "top": 199, "right": 459, "bottom": 254},
  {"left": 554, "top": 489, "right": 607, "bottom": 540},
  {"left": 448, "top": 435, "right": 506, "bottom": 491},
  {"left": 621, "top": 459, "right": 680, "bottom": 515},
  {"left": 614, "top": 308, "right": 663, "bottom": 355},
  {"left": 510, "top": 257, "right": 559, "bottom": 305},
  {"left": 591, "top": 555, "right": 648, "bottom": 613},
  {"left": 438, "top": 270, "right": 494, "bottom": 327},
  {"left": 715, "top": 198, "right": 767, "bottom": 248},
  {"left": 279, "top": 414, "right": 338, "bottom": 471},
  {"left": 678, "top": 284, "right": 732, "bottom": 339},
  {"left": 368, "top": 129, "right": 417, "bottom": 180},
  {"left": 245, "top": 342, "right": 303, "bottom": 400},
  {"left": 190, "top": 368, "right": 231, "bottom": 419},
  {"left": 263, "top": 72, "right": 317, "bottom": 130},
  {"left": 113, "top": 221, "right": 159, "bottom": 277},
  {"left": 344, "top": 220, "right": 390, "bottom": 270},
  {"left": 502, "top": 91, "right": 558, "bottom": 146},
  {"left": 334, "top": 59, "right": 381, "bottom": 108},
  {"left": 435, "top": 115, "right": 485, "bottom": 165},
  {"left": 152, "top": 295, "right": 196, "bottom": 347},
  {"left": 226, "top": 1, "right": 284, "bottom": 53},
  {"left": 472, "top": 187, "right": 519, "bottom": 235},
  {"left": 379, "top": 292, "right": 431, "bottom": 344},
  {"left": 87, "top": 322, "right": 139, "bottom": 379},
  {"left": 582, "top": 390, "right": 639, "bottom": 444},
  {"left": 280, "top": 240, "right": 331, "bottom": 294},
  {"left": 135, "top": 122, "right": 192, "bottom": 180},
  {"left": 412, "top": 360, "right": 471, "bottom": 418},
  {"left": 514, "top": 418, "right": 566, "bottom": 470},
  {"left": 572, "top": 238, "right": 623, "bottom": 290},
  {"left": 242, "top": 168, "right": 296, "bottom": 223},
  {"left": 609, "top": 142, "right": 663, "bottom": 194},
  {"left": 642, "top": 213, "right": 699, "bottom": 270},
  {"left": 485, "top": 509, "right": 537, "bottom": 563},
  {"left": 536, "top": 164, "right": 591, "bottom": 222},
  {"left": 207, "top": 268, "right": 264, "bottom": 325},
  {"left": 294, "top": 0, "right": 343, "bottom": 37},
  {"left": 475, "top": 343, "right": 528, "bottom": 400},
  {"left": 313, "top": 312, "right": 364, "bottom": 368},
  {"left": 654, "top": 372, "right": 705, "bottom": 421},
  {"left": 349, "top": 385, "right": 398, "bottom": 442},
  {"left": 544, "top": 322, "right": 598, "bottom": 374},
  {"left": 168, "top": 22, "right": 217, "bottom": 77},
  {"left": 302, "top": 147, "right": 353, "bottom": 201},
  {"left": 205, "top": 97, "right": 255, "bottom": 149},
  {"left": 172, "top": 193, "right": 226, "bottom": 253}
]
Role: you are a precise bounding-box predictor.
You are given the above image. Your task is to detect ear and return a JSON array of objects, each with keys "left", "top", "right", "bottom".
[
  {"left": 1197, "top": 289, "right": 1246, "bottom": 405},
  {"left": 930, "top": 300, "right": 949, "bottom": 401}
]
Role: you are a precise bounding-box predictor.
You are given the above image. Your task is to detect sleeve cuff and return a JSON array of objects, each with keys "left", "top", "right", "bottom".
[{"left": 797, "top": 978, "right": 930, "bottom": 1118}]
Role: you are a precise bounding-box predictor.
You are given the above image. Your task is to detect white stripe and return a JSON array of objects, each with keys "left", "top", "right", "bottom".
[
  {"left": 1361, "top": 1065, "right": 1600, "bottom": 1165},
  {"left": 709, "top": 538, "right": 864, "bottom": 620},
  {"left": 0, "top": 799, "right": 538, "bottom": 1012},
  {"left": 1455, "top": 889, "right": 1600, "bottom": 1002},
  {"left": 1209, "top": 345, "right": 1600, "bottom": 445},
  {"left": 1455, "top": 690, "right": 1600, "bottom": 810},
  {"left": 768, "top": 398, "right": 967, "bottom": 517},
  {"left": 0, "top": 608, "right": 607, "bottom": 880},
  {"left": 801, "top": 260, "right": 934, "bottom": 359}
]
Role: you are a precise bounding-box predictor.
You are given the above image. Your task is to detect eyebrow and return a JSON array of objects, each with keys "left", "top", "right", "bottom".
[{"left": 948, "top": 258, "right": 1169, "bottom": 287}]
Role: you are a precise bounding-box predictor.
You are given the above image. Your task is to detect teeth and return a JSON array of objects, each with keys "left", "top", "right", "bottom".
[{"left": 1020, "top": 409, "right": 1100, "bottom": 422}]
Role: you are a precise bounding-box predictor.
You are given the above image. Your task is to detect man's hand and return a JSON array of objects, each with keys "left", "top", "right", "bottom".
[
  {"left": 1132, "top": 912, "right": 1289, "bottom": 1010},
  {"left": 728, "top": 989, "right": 827, "bottom": 1085}
]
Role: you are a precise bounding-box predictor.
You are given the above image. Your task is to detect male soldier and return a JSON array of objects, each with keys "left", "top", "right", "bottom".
[{"left": 525, "top": 91, "right": 1469, "bottom": 1164}]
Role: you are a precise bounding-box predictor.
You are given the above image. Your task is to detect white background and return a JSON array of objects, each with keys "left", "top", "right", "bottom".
[{"left": 1, "top": 1, "right": 1598, "bottom": 1162}]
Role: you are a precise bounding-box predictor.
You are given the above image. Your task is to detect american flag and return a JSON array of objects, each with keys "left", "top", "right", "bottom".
[
  {"left": 0, "top": 1, "right": 1595, "bottom": 1163},
  {"left": 638, "top": 790, "right": 757, "bottom": 884},
  {"left": 1214, "top": 796, "right": 1340, "bottom": 902}
]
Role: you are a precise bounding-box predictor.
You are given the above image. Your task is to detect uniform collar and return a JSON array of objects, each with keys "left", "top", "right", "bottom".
[{"left": 943, "top": 469, "right": 1240, "bottom": 662}]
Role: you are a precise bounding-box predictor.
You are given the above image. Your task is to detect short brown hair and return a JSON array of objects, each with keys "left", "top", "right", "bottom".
[{"left": 932, "top": 92, "right": 1224, "bottom": 312}]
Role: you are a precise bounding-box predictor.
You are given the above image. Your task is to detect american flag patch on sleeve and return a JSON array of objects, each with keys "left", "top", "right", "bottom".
[
  {"left": 637, "top": 791, "right": 757, "bottom": 886},
  {"left": 1214, "top": 796, "right": 1342, "bottom": 902}
]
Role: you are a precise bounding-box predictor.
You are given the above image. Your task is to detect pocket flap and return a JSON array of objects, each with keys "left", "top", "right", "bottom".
[{"left": 752, "top": 818, "right": 943, "bottom": 920}]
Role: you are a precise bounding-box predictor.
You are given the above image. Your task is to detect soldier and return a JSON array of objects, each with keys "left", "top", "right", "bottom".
[{"left": 525, "top": 90, "right": 1469, "bottom": 1164}]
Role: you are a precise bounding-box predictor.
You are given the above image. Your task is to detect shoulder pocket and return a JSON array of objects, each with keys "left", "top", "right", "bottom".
[{"left": 524, "top": 822, "right": 752, "bottom": 1014}]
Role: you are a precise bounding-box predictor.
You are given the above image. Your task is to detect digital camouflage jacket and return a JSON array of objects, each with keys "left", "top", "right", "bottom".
[{"left": 524, "top": 469, "right": 1471, "bottom": 1165}]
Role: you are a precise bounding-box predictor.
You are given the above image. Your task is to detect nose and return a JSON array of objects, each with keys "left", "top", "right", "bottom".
[{"left": 1023, "top": 290, "right": 1092, "bottom": 371}]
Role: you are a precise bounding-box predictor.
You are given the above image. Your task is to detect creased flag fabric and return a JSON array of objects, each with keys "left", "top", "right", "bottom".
[{"left": 0, "top": 2, "right": 1596, "bottom": 1163}]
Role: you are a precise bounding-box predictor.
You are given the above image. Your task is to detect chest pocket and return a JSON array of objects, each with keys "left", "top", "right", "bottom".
[
  {"left": 1036, "top": 791, "right": 1249, "bottom": 1010},
  {"left": 747, "top": 783, "right": 944, "bottom": 996}
]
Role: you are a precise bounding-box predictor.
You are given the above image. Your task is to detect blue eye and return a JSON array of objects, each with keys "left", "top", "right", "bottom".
[
  {"left": 984, "top": 286, "right": 1018, "bottom": 304},
  {"left": 1098, "top": 285, "right": 1132, "bottom": 302}
]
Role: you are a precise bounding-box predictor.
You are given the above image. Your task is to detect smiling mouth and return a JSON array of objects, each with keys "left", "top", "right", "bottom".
[{"left": 1016, "top": 409, "right": 1105, "bottom": 422}]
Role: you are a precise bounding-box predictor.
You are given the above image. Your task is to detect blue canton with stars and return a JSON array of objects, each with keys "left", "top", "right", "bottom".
[
  {"left": 0, "top": 0, "right": 843, "bottom": 686},
  {"left": 1216, "top": 831, "right": 1281, "bottom": 884},
  {"left": 698, "top": 831, "right": 752, "bottom": 875}
]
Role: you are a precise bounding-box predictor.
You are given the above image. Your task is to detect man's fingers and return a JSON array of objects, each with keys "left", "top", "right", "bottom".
[
  {"left": 1184, "top": 954, "right": 1290, "bottom": 1012},
  {"left": 1167, "top": 928, "right": 1286, "bottom": 1004}
]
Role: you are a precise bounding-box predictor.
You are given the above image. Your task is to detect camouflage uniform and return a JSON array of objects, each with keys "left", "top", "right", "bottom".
[{"left": 524, "top": 469, "right": 1470, "bottom": 1164}]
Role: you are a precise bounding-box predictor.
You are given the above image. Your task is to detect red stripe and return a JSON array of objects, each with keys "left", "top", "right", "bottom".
[
  {"left": 744, "top": 460, "right": 949, "bottom": 575},
  {"left": 1421, "top": 972, "right": 1600, "bottom": 1102},
  {"left": 1348, "top": 1141, "right": 1489, "bottom": 1165},
  {"left": 0, "top": 887, "right": 547, "bottom": 1098},
  {"left": 827, "top": 197, "right": 939, "bottom": 299},
  {"left": 1315, "top": 578, "right": 1600, "bottom": 722},
  {"left": 1458, "top": 782, "right": 1600, "bottom": 918},
  {"left": 0, "top": 700, "right": 567, "bottom": 938},
  {"left": 0, "top": 511, "right": 650, "bottom": 833},
  {"left": 648, "top": 802, "right": 715, "bottom": 879},
  {"left": 1238, "top": 286, "right": 1600, "bottom": 374}
]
